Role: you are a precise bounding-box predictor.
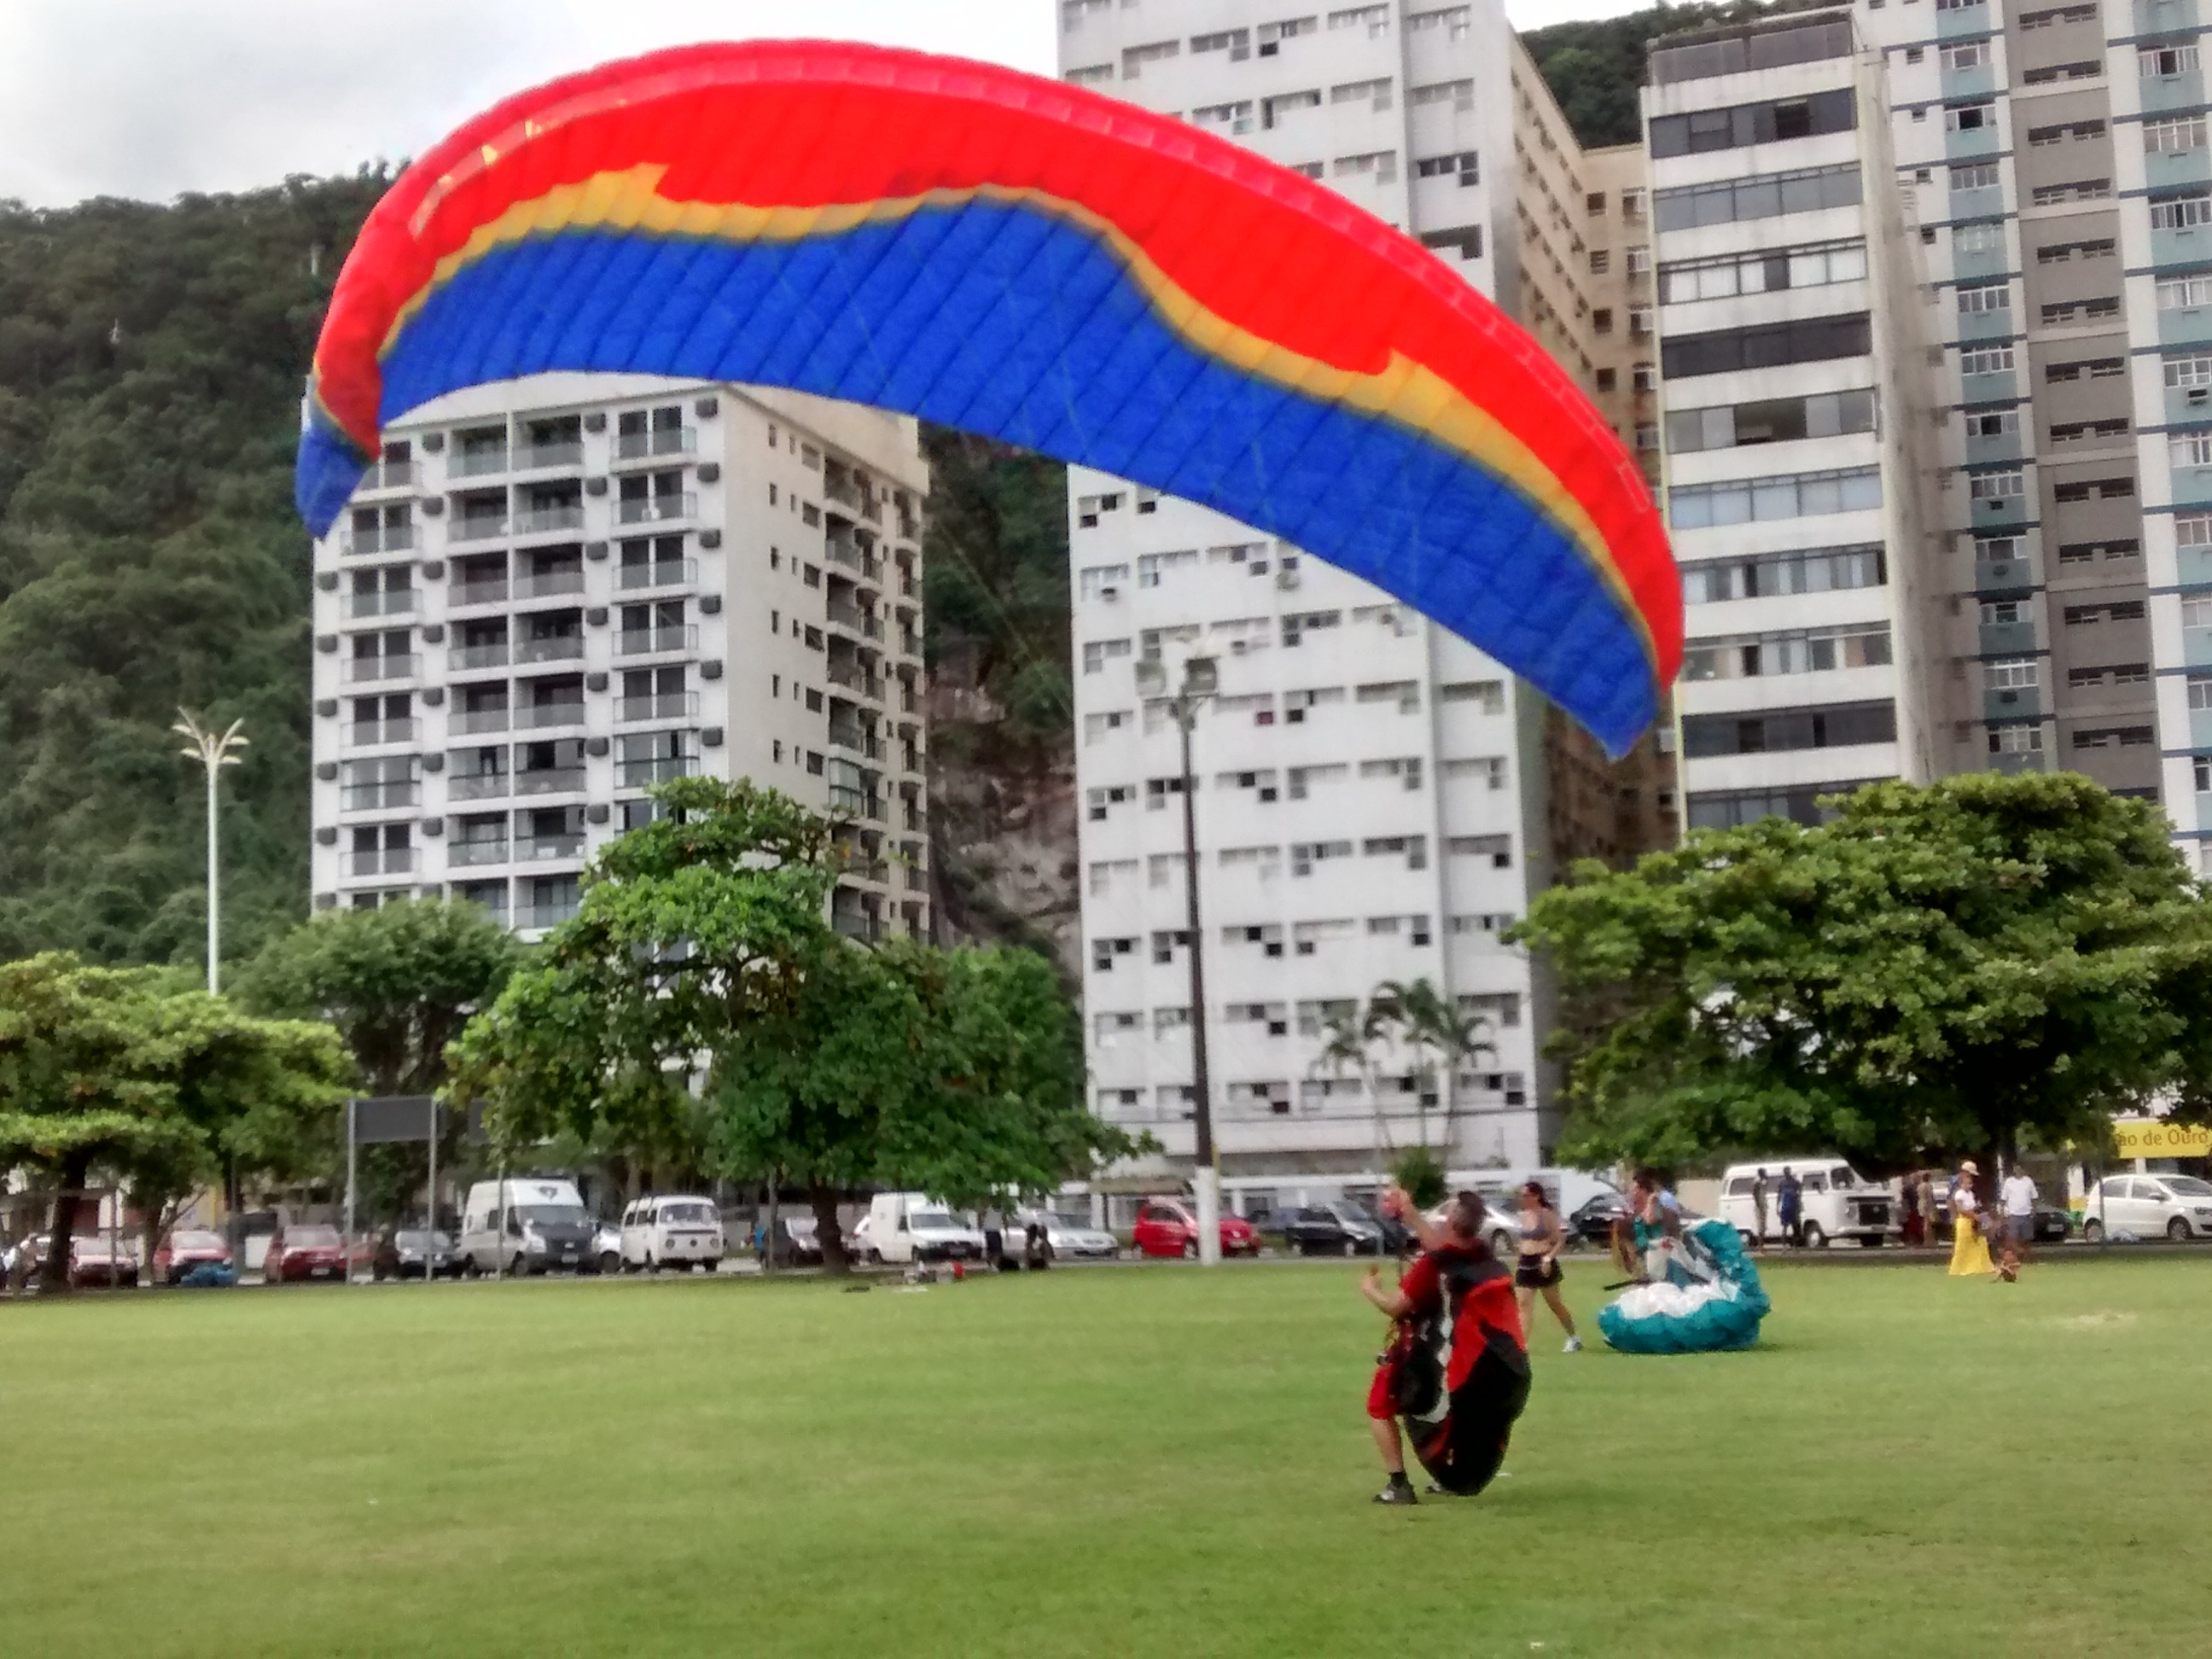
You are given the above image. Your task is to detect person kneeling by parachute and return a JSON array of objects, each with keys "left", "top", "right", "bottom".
[
  {"left": 1359, "top": 1189, "right": 1531, "bottom": 1505},
  {"left": 1598, "top": 1171, "right": 1770, "bottom": 1355}
]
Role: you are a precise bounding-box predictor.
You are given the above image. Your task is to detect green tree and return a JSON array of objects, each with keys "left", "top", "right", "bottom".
[
  {"left": 447, "top": 777, "right": 1132, "bottom": 1272},
  {"left": 238, "top": 898, "right": 526, "bottom": 1096},
  {"left": 1370, "top": 978, "right": 1494, "bottom": 1157},
  {"left": 0, "top": 952, "right": 348, "bottom": 1291},
  {"left": 1513, "top": 773, "right": 2212, "bottom": 1171}
]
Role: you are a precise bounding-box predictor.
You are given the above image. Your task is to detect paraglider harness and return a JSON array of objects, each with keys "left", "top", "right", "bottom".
[{"left": 1379, "top": 1247, "right": 1532, "bottom": 1494}]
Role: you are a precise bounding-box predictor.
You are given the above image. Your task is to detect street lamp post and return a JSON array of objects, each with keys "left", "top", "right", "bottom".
[
  {"left": 1139, "top": 655, "right": 1222, "bottom": 1265},
  {"left": 174, "top": 711, "right": 247, "bottom": 994}
]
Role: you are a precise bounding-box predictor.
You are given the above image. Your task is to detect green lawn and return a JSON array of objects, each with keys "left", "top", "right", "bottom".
[{"left": 5, "top": 1255, "right": 2206, "bottom": 1656}]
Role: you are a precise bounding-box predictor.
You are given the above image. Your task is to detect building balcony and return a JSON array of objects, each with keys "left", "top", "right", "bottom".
[
  {"left": 450, "top": 707, "right": 510, "bottom": 736},
  {"left": 339, "top": 783, "right": 419, "bottom": 813},
  {"left": 341, "top": 525, "right": 416, "bottom": 555},
  {"left": 1936, "top": 0, "right": 1991, "bottom": 37},
  {"left": 617, "top": 755, "right": 699, "bottom": 789},
  {"left": 2186, "top": 625, "right": 2212, "bottom": 667},
  {"left": 829, "top": 784, "right": 883, "bottom": 819},
  {"left": 448, "top": 838, "right": 510, "bottom": 867},
  {"left": 2193, "top": 707, "right": 2212, "bottom": 748},
  {"left": 1978, "top": 620, "right": 2038, "bottom": 655},
  {"left": 2180, "top": 546, "right": 2212, "bottom": 585},
  {"left": 826, "top": 663, "right": 885, "bottom": 700},
  {"left": 615, "top": 493, "right": 696, "bottom": 526},
  {"left": 521, "top": 900, "right": 579, "bottom": 931},
  {"left": 1983, "top": 685, "right": 2042, "bottom": 721},
  {"left": 905, "top": 864, "right": 928, "bottom": 892},
  {"left": 1938, "top": 60, "right": 1996, "bottom": 101},
  {"left": 614, "top": 427, "right": 696, "bottom": 462},
  {"left": 515, "top": 568, "right": 586, "bottom": 602},
  {"left": 616, "top": 693, "right": 699, "bottom": 723},
  {"left": 825, "top": 542, "right": 881, "bottom": 580},
  {"left": 2153, "top": 222, "right": 2212, "bottom": 271},
  {"left": 2142, "top": 67, "right": 2208, "bottom": 115},
  {"left": 344, "top": 847, "right": 416, "bottom": 876},
  {"left": 515, "top": 834, "right": 585, "bottom": 863},
  {"left": 344, "top": 589, "right": 416, "bottom": 620},
  {"left": 832, "top": 908, "right": 882, "bottom": 942},
  {"left": 1988, "top": 748, "right": 2047, "bottom": 776},
  {"left": 448, "top": 643, "right": 510, "bottom": 672},
  {"left": 344, "top": 719, "right": 418, "bottom": 747},
  {"left": 449, "top": 579, "right": 509, "bottom": 609},
  {"left": 354, "top": 459, "right": 416, "bottom": 492},
  {"left": 2148, "top": 147, "right": 2212, "bottom": 193},
  {"left": 515, "top": 701, "right": 587, "bottom": 731},
  {"left": 342, "top": 654, "right": 419, "bottom": 685},
  {"left": 617, "top": 558, "right": 696, "bottom": 591},
  {"left": 448, "top": 447, "right": 509, "bottom": 480},
  {"left": 615, "top": 626, "right": 696, "bottom": 658},
  {"left": 1959, "top": 367, "right": 2017, "bottom": 406},
  {"left": 450, "top": 515, "right": 509, "bottom": 543},
  {"left": 514, "top": 504, "right": 585, "bottom": 538},
  {"left": 828, "top": 723, "right": 881, "bottom": 759},
  {"left": 449, "top": 772, "right": 509, "bottom": 801},
  {"left": 1956, "top": 306, "right": 2014, "bottom": 346},
  {"left": 515, "top": 767, "right": 587, "bottom": 796},
  {"left": 514, "top": 634, "right": 585, "bottom": 666},
  {"left": 513, "top": 440, "right": 585, "bottom": 472}
]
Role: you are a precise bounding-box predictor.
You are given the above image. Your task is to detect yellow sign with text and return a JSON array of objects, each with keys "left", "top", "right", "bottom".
[{"left": 2111, "top": 1120, "right": 2212, "bottom": 1159}]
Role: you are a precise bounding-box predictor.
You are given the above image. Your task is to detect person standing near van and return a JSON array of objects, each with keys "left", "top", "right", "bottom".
[
  {"left": 1514, "top": 1180, "right": 1580, "bottom": 1353},
  {"left": 1751, "top": 1169, "right": 1771, "bottom": 1249},
  {"left": 1778, "top": 1169, "right": 1803, "bottom": 1248},
  {"left": 1999, "top": 1164, "right": 2038, "bottom": 1279}
]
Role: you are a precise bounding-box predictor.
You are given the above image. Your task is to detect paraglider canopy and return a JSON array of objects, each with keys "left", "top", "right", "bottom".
[{"left": 297, "top": 40, "right": 1679, "bottom": 754}]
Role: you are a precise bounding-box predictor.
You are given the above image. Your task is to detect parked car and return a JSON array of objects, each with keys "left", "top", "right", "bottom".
[
  {"left": 265, "top": 1223, "right": 347, "bottom": 1284},
  {"left": 1132, "top": 1196, "right": 1259, "bottom": 1259},
  {"left": 1281, "top": 1203, "right": 1387, "bottom": 1256},
  {"left": 458, "top": 1179, "right": 599, "bottom": 1277},
  {"left": 758, "top": 1212, "right": 824, "bottom": 1268},
  {"left": 618, "top": 1195, "right": 726, "bottom": 1273},
  {"left": 154, "top": 1228, "right": 232, "bottom": 1284},
  {"left": 1568, "top": 1191, "right": 1632, "bottom": 1249},
  {"left": 2081, "top": 1174, "right": 2212, "bottom": 1243},
  {"left": 1719, "top": 1160, "right": 1895, "bottom": 1249},
  {"left": 595, "top": 1219, "right": 622, "bottom": 1276},
  {"left": 863, "top": 1192, "right": 987, "bottom": 1265},
  {"left": 1008, "top": 1208, "right": 1120, "bottom": 1262},
  {"left": 372, "top": 1228, "right": 462, "bottom": 1280},
  {"left": 72, "top": 1236, "right": 142, "bottom": 1287}
]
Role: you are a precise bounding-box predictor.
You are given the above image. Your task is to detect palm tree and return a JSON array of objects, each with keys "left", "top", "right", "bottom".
[
  {"left": 1370, "top": 978, "right": 1495, "bottom": 1164},
  {"left": 1310, "top": 1003, "right": 1394, "bottom": 1168}
]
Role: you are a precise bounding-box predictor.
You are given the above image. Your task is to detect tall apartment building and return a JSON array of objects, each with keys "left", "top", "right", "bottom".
[
  {"left": 1644, "top": 11, "right": 1947, "bottom": 830},
  {"left": 1057, "top": 0, "right": 1664, "bottom": 1182},
  {"left": 1854, "top": 0, "right": 2211, "bottom": 865},
  {"left": 309, "top": 375, "right": 932, "bottom": 940}
]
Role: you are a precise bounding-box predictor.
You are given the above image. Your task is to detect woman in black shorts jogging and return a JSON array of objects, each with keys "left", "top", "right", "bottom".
[{"left": 1514, "top": 1180, "right": 1580, "bottom": 1353}]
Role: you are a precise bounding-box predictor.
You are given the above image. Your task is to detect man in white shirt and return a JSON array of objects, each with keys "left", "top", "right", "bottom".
[{"left": 2000, "top": 1166, "right": 2039, "bottom": 1271}]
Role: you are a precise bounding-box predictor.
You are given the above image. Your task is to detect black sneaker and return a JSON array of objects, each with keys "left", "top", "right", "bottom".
[{"left": 1372, "top": 1478, "right": 1418, "bottom": 1506}]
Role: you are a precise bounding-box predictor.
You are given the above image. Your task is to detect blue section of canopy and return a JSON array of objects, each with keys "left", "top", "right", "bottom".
[{"left": 298, "top": 203, "right": 1659, "bottom": 753}]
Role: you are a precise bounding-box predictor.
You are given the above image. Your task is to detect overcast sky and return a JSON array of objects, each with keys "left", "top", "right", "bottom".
[{"left": 0, "top": 0, "right": 1646, "bottom": 208}]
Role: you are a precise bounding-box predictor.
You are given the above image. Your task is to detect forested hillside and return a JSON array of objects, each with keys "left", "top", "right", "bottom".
[
  {"left": 0, "top": 177, "right": 387, "bottom": 965},
  {"left": 0, "top": 175, "right": 1080, "bottom": 971},
  {"left": 1525, "top": 0, "right": 1831, "bottom": 149}
]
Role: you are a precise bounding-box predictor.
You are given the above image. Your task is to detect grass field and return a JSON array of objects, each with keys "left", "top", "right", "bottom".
[{"left": 5, "top": 1254, "right": 2207, "bottom": 1656}]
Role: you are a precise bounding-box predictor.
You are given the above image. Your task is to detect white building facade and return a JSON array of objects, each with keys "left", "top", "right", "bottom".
[
  {"left": 309, "top": 375, "right": 931, "bottom": 940},
  {"left": 1059, "top": 0, "right": 1608, "bottom": 1181},
  {"left": 1644, "top": 12, "right": 1945, "bottom": 830}
]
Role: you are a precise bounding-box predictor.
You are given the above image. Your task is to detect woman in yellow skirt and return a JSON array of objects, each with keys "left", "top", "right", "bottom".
[{"left": 1948, "top": 1162, "right": 1995, "bottom": 1277}]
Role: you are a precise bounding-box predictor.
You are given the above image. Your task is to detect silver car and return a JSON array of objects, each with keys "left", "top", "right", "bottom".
[{"left": 1009, "top": 1208, "right": 1120, "bottom": 1262}]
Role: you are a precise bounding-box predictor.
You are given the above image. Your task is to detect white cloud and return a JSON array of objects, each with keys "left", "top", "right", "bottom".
[{"left": 0, "top": 0, "right": 1055, "bottom": 207}]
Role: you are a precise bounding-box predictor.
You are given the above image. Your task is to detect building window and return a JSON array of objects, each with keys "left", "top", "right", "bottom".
[
  {"left": 1653, "top": 164, "right": 1860, "bottom": 232},
  {"left": 1669, "top": 467, "right": 1882, "bottom": 530},
  {"left": 2140, "top": 43, "right": 2201, "bottom": 79}
]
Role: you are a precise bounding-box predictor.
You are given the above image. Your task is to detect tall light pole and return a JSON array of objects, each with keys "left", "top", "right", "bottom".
[
  {"left": 1138, "top": 655, "right": 1221, "bottom": 1265},
  {"left": 174, "top": 710, "right": 247, "bottom": 993}
]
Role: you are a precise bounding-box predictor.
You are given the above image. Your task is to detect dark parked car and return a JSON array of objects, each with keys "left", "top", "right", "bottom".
[
  {"left": 373, "top": 1228, "right": 463, "bottom": 1280},
  {"left": 1569, "top": 1192, "right": 1632, "bottom": 1249},
  {"left": 265, "top": 1224, "right": 347, "bottom": 1284},
  {"left": 1281, "top": 1203, "right": 1386, "bottom": 1256},
  {"left": 758, "top": 1214, "right": 824, "bottom": 1268},
  {"left": 13, "top": 1232, "right": 139, "bottom": 1289}
]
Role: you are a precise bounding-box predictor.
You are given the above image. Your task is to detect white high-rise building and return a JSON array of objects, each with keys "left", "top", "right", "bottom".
[
  {"left": 1059, "top": 0, "right": 1656, "bottom": 1185},
  {"left": 1644, "top": 11, "right": 1945, "bottom": 830},
  {"left": 309, "top": 375, "right": 931, "bottom": 940}
]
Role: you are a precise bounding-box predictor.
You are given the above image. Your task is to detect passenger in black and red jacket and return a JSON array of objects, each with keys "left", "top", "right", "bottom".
[{"left": 1359, "top": 1187, "right": 1531, "bottom": 1505}]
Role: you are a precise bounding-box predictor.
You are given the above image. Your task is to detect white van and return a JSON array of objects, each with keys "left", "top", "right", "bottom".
[
  {"left": 617, "top": 1195, "right": 725, "bottom": 1273},
  {"left": 863, "top": 1192, "right": 986, "bottom": 1265},
  {"left": 459, "top": 1179, "right": 597, "bottom": 1276},
  {"left": 1719, "top": 1160, "right": 1895, "bottom": 1249}
]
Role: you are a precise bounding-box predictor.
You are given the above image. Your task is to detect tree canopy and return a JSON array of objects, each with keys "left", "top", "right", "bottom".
[
  {"left": 1514, "top": 773, "right": 2212, "bottom": 1170},
  {"left": 447, "top": 777, "right": 1132, "bottom": 1269},
  {"left": 238, "top": 897, "right": 526, "bottom": 1096},
  {"left": 0, "top": 952, "right": 349, "bottom": 1289}
]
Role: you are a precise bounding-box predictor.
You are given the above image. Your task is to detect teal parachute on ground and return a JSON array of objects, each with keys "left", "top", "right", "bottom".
[{"left": 1598, "top": 1219, "right": 1769, "bottom": 1355}]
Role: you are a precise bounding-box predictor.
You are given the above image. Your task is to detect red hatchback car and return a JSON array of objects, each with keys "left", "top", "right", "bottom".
[
  {"left": 265, "top": 1224, "right": 347, "bottom": 1284},
  {"left": 154, "top": 1229, "right": 233, "bottom": 1284},
  {"left": 1132, "top": 1196, "right": 1258, "bottom": 1259}
]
